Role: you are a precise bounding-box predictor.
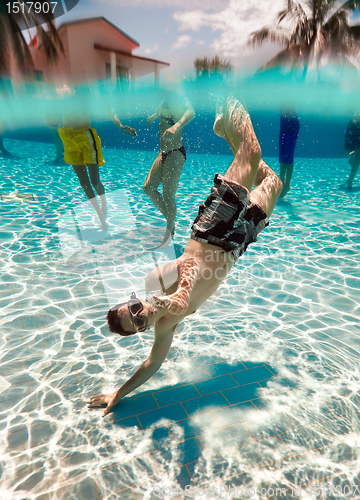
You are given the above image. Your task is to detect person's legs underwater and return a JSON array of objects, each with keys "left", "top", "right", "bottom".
[
  {"left": 160, "top": 149, "right": 186, "bottom": 238},
  {"left": 0, "top": 119, "right": 11, "bottom": 156},
  {"left": 279, "top": 162, "right": 294, "bottom": 198},
  {"left": 347, "top": 150, "right": 360, "bottom": 190},
  {"left": 143, "top": 149, "right": 185, "bottom": 242},
  {"left": 72, "top": 165, "right": 107, "bottom": 230},
  {"left": 278, "top": 115, "right": 300, "bottom": 198},
  {"left": 88, "top": 163, "right": 107, "bottom": 221},
  {"left": 143, "top": 154, "right": 167, "bottom": 218}
]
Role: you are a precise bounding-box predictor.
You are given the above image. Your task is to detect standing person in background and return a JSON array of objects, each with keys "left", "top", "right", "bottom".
[
  {"left": 144, "top": 92, "right": 195, "bottom": 243},
  {"left": 56, "top": 84, "right": 137, "bottom": 230},
  {"left": 278, "top": 105, "right": 300, "bottom": 198},
  {"left": 344, "top": 112, "right": 360, "bottom": 190}
]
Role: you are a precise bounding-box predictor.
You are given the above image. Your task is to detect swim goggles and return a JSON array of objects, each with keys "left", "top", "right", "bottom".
[{"left": 110, "top": 292, "right": 147, "bottom": 332}]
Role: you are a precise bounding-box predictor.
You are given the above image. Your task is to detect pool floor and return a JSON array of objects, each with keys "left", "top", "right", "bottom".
[{"left": 0, "top": 141, "right": 360, "bottom": 500}]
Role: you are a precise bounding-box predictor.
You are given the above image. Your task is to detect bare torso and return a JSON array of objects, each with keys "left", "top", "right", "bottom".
[
  {"left": 145, "top": 239, "right": 234, "bottom": 325},
  {"left": 60, "top": 87, "right": 92, "bottom": 129},
  {"left": 158, "top": 103, "right": 185, "bottom": 152}
]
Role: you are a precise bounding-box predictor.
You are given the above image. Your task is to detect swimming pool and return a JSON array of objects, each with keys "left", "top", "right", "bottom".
[{"left": 0, "top": 139, "right": 359, "bottom": 499}]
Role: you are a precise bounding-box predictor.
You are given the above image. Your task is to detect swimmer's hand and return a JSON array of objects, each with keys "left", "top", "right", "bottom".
[
  {"left": 87, "top": 392, "right": 119, "bottom": 417},
  {"left": 162, "top": 125, "right": 178, "bottom": 142},
  {"left": 122, "top": 125, "right": 137, "bottom": 137},
  {"left": 147, "top": 113, "right": 157, "bottom": 127},
  {"left": 154, "top": 291, "right": 189, "bottom": 316},
  {"left": 151, "top": 295, "right": 171, "bottom": 309}
]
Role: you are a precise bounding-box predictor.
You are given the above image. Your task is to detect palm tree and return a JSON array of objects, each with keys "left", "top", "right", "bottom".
[
  {"left": 0, "top": 1, "right": 64, "bottom": 78},
  {"left": 194, "top": 55, "right": 233, "bottom": 78},
  {"left": 247, "top": 0, "right": 360, "bottom": 75}
]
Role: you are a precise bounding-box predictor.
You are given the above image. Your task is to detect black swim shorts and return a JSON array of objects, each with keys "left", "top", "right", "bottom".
[{"left": 190, "top": 173, "right": 269, "bottom": 260}]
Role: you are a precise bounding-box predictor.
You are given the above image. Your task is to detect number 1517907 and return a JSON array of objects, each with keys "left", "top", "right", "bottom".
[{"left": 6, "top": 2, "right": 58, "bottom": 14}]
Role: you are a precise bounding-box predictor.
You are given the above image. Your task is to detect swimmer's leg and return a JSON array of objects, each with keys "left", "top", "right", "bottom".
[
  {"left": 279, "top": 163, "right": 294, "bottom": 198},
  {"left": 0, "top": 133, "right": 12, "bottom": 157},
  {"left": 87, "top": 164, "right": 107, "bottom": 219},
  {"left": 347, "top": 150, "right": 360, "bottom": 189},
  {"left": 218, "top": 97, "right": 282, "bottom": 214},
  {"left": 213, "top": 97, "right": 248, "bottom": 156},
  {"left": 143, "top": 153, "right": 167, "bottom": 218},
  {"left": 223, "top": 109, "right": 262, "bottom": 191},
  {"left": 161, "top": 149, "right": 185, "bottom": 239},
  {"left": 250, "top": 159, "right": 282, "bottom": 217},
  {"left": 72, "top": 165, "right": 107, "bottom": 230}
]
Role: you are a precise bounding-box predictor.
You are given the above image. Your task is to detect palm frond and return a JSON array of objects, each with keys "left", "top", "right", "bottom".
[
  {"left": 309, "top": 28, "right": 326, "bottom": 59},
  {"left": 211, "top": 55, "right": 232, "bottom": 71},
  {"left": 247, "top": 26, "right": 292, "bottom": 48},
  {"left": 289, "top": 17, "right": 313, "bottom": 44},
  {"left": 194, "top": 56, "right": 211, "bottom": 73},
  {"left": 277, "top": 0, "right": 307, "bottom": 24},
  {"left": 194, "top": 55, "right": 232, "bottom": 76},
  {"left": 247, "top": 0, "right": 360, "bottom": 74},
  {"left": 337, "top": 0, "right": 360, "bottom": 12},
  {"left": 309, "top": 0, "right": 337, "bottom": 24},
  {"left": 0, "top": 16, "right": 11, "bottom": 75},
  {"left": 0, "top": 1, "right": 65, "bottom": 76},
  {"left": 322, "top": 9, "right": 360, "bottom": 55},
  {"left": 0, "top": 12, "right": 34, "bottom": 76},
  {"left": 23, "top": 1, "right": 65, "bottom": 61},
  {"left": 36, "top": 25, "right": 64, "bottom": 64},
  {"left": 260, "top": 43, "right": 304, "bottom": 69},
  {"left": 322, "top": 10, "right": 350, "bottom": 37},
  {"left": 349, "top": 24, "right": 360, "bottom": 40}
]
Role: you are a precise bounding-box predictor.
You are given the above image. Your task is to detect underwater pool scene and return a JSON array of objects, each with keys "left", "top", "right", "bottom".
[{"left": 1, "top": 80, "right": 360, "bottom": 500}]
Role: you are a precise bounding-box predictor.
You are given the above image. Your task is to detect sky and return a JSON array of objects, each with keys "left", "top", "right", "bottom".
[{"left": 58, "top": 0, "right": 360, "bottom": 79}]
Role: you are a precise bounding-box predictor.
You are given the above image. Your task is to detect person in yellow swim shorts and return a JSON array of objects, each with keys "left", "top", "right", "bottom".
[
  {"left": 56, "top": 84, "right": 137, "bottom": 230},
  {"left": 58, "top": 126, "right": 105, "bottom": 167}
]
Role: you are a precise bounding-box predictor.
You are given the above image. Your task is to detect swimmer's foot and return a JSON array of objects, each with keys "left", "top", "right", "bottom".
[
  {"left": 100, "top": 197, "right": 107, "bottom": 220},
  {"left": 346, "top": 180, "right": 353, "bottom": 190},
  {"left": 99, "top": 214, "right": 108, "bottom": 231}
]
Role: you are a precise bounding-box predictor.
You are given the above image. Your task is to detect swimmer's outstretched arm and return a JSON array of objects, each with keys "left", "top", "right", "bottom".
[
  {"left": 87, "top": 319, "right": 176, "bottom": 417},
  {"left": 108, "top": 108, "right": 137, "bottom": 136},
  {"left": 87, "top": 259, "right": 199, "bottom": 416}
]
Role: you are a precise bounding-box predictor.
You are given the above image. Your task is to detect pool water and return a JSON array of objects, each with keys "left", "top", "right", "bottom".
[{"left": 0, "top": 139, "right": 360, "bottom": 500}]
